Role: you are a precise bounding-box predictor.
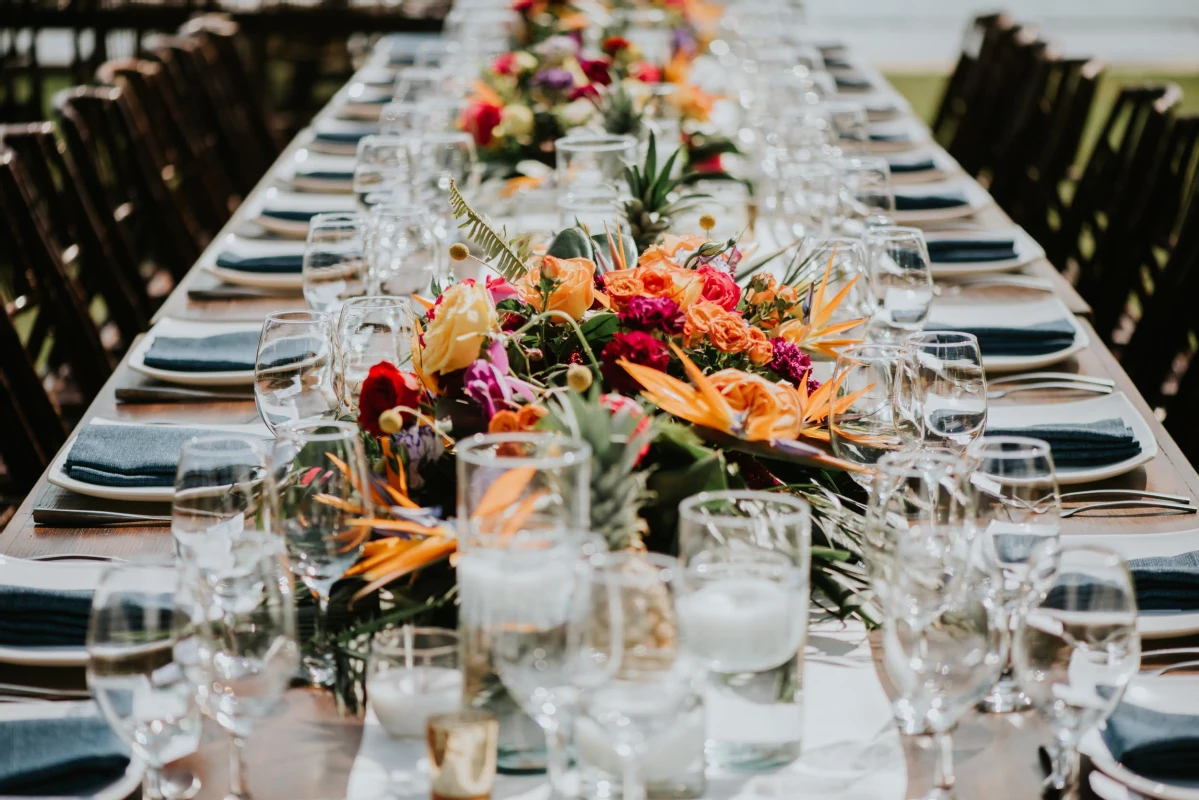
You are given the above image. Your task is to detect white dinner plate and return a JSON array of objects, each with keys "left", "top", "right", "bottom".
[
  {"left": 927, "top": 226, "right": 1046, "bottom": 277},
  {"left": 927, "top": 295, "right": 1088, "bottom": 372},
  {"left": 1068, "top": 529, "right": 1199, "bottom": 639},
  {"left": 0, "top": 557, "right": 105, "bottom": 667},
  {"left": 277, "top": 148, "right": 356, "bottom": 194},
  {"left": 127, "top": 317, "right": 263, "bottom": 387},
  {"left": 354, "top": 65, "right": 398, "bottom": 88},
  {"left": 891, "top": 177, "right": 994, "bottom": 224},
  {"left": 48, "top": 418, "right": 271, "bottom": 503},
  {"left": 1082, "top": 675, "right": 1199, "bottom": 799},
  {"left": 985, "top": 392, "right": 1157, "bottom": 484},
  {"left": 201, "top": 234, "right": 307, "bottom": 290},
  {"left": 306, "top": 119, "right": 379, "bottom": 156},
  {"left": 251, "top": 187, "right": 357, "bottom": 238},
  {"left": 336, "top": 81, "right": 393, "bottom": 121},
  {"left": 861, "top": 118, "right": 930, "bottom": 154},
  {"left": 0, "top": 701, "right": 145, "bottom": 797}
]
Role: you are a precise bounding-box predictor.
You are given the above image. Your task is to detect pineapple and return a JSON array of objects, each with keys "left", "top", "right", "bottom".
[
  {"left": 622, "top": 132, "right": 709, "bottom": 252},
  {"left": 601, "top": 82, "right": 642, "bottom": 138}
]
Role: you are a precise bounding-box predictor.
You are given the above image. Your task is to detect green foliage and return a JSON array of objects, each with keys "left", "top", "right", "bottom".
[
  {"left": 448, "top": 180, "right": 534, "bottom": 281},
  {"left": 622, "top": 131, "right": 715, "bottom": 251}
]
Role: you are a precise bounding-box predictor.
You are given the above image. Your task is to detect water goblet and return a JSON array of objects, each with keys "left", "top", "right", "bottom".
[
  {"left": 369, "top": 203, "right": 444, "bottom": 297},
  {"left": 836, "top": 155, "right": 894, "bottom": 223},
  {"left": 336, "top": 295, "right": 415, "bottom": 412},
  {"left": 862, "top": 225, "right": 933, "bottom": 343},
  {"left": 302, "top": 212, "right": 368, "bottom": 315},
  {"left": 253, "top": 310, "right": 339, "bottom": 434},
  {"left": 897, "top": 331, "right": 987, "bottom": 453},
  {"left": 267, "top": 420, "right": 370, "bottom": 686},
  {"left": 1013, "top": 545, "right": 1140, "bottom": 798},
  {"left": 829, "top": 343, "right": 905, "bottom": 484},
  {"left": 555, "top": 134, "right": 638, "bottom": 204},
  {"left": 352, "top": 134, "right": 416, "bottom": 212}
]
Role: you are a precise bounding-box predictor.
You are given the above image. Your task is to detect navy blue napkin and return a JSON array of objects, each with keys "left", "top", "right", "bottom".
[
  {"left": 0, "top": 712, "right": 131, "bottom": 795},
  {"left": 870, "top": 131, "right": 912, "bottom": 143},
  {"left": 926, "top": 237, "right": 1018, "bottom": 263},
  {"left": 887, "top": 158, "right": 937, "bottom": 174},
  {"left": 985, "top": 417, "right": 1141, "bottom": 467},
  {"left": 895, "top": 191, "right": 969, "bottom": 211},
  {"left": 260, "top": 207, "right": 324, "bottom": 222},
  {"left": 834, "top": 74, "right": 872, "bottom": 90},
  {"left": 1101, "top": 699, "right": 1199, "bottom": 781},
  {"left": 925, "top": 317, "right": 1076, "bottom": 356},
  {"left": 215, "top": 250, "right": 304, "bottom": 273},
  {"left": 313, "top": 129, "right": 372, "bottom": 145},
  {"left": 0, "top": 585, "right": 91, "bottom": 646},
  {"left": 1128, "top": 550, "right": 1199, "bottom": 611},
  {"left": 64, "top": 424, "right": 265, "bottom": 487},
  {"left": 295, "top": 169, "right": 354, "bottom": 181}
]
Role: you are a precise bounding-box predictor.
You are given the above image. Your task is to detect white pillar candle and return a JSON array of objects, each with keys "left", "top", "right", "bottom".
[
  {"left": 677, "top": 577, "right": 806, "bottom": 673},
  {"left": 367, "top": 666, "right": 464, "bottom": 739},
  {"left": 456, "top": 550, "right": 577, "bottom": 629},
  {"left": 574, "top": 682, "right": 704, "bottom": 782}
]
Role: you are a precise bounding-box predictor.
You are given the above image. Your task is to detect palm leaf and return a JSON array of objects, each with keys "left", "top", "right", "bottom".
[{"left": 447, "top": 179, "right": 533, "bottom": 281}]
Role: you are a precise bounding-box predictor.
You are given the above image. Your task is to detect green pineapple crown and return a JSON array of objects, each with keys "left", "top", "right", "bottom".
[{"left": 622, "top": 131, "right": 709, "bottom": 252}]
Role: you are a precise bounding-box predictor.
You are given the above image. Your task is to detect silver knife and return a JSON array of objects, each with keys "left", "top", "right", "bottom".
[{"left": 33, "top": 509, "right": 172, "bottom": 527}]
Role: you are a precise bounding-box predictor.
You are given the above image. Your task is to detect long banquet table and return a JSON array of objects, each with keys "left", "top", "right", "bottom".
[{"left": 3, "top": 37, "right": 1199, "bottom": 800}]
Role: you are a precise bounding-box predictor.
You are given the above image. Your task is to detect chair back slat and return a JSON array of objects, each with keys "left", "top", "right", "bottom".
[{"left": 932, "top": 13, "right": 1009, "bottom": 148}]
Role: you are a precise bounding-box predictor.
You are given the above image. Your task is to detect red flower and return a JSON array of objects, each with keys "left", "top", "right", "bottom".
[
  {"left": 602, "top": 36, "right": 631, "bottom": 57},
  {"left": 690, "top": 154, "right": 723, "bottom": 173},
  {"left": 579, "top": 58, "right": 612, "bottom": 86},
  {"left": 513, "top": 0, "right": 534, "bottom": 12},
  {"left": 358, "top": 362, "right": 422, "bottom": 436},
  {"left": 492, "top": 52, "right": 518, "bottom": 75},
  {"left": 462, "top": 102, "right": 503, "bottom": 147},
  {"left": 697, "top": 264, "right": 742, "bottom": 310},
  {"left": 601, "top": 331, "right": 669, "bottom": 394},
  {"left": 569, "top": 84, "right": 601, "bottom": 102},
  {"left": 629, "top": 62, "right": 663, "bottom": 83}
]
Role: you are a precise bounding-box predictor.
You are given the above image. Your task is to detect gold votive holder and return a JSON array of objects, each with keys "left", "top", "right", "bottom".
[{"left": 426, "top": 709, "right": 499, "bottom": 800}]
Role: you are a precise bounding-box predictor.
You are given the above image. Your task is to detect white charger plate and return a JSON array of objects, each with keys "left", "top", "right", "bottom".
[
  {"left": 927, "top": 226, "right": 1046, "bottom": 277},
  {"left": 862, "top": 118, "right": 930, "bottom": 154},
  {"left": 202, "top": 234, "right": 307, "bottom": 290},
  {"left": 985, "top": 392, "right": 1157, "bottom": 484},
  {"left": 277, "top": 147, "right": 356, "bottom": 194},
  {"left": 891, "top": 177, "right": 994, "bottom": 224},
  {"left": 1082, "top": 675, "right": 1199, "bottom": 800},
  {"left": 888, "top": 147, "right": 959, "bottom": 185},
  {"left": 128, "top": 317, "right": 263, "bottom": 387},
  {"left": 251, "top": 187, "right": 357, "bottom": 238},
  {"left": 336, "top": 81, "right": 393, "bottom": 121},
  {"left": 48, "top": 418, "right": 270, "bottom": 503},
  {"left": 0, "top": 701, "right": 145, "bottom": 796},
  {"left": 306, "top": 119, "right": 379, "bottom": 156},
  {"left": 1068, "top": 529, "right": 1199, "bottom": 638},
  {"left": 0, "top": 557, "right": 104, "bottom": 666},
  {"left": 928, "top": 294, "right": 1088, "bottom": 372}
]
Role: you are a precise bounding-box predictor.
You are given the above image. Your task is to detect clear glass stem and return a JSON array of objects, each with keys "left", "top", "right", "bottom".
[
  {"left": 543, "top": 719, "right": 572, "bottom": 798},
  {"left": 314, "top": 591, "right": 332, "bottom": 652},
  {"left": 933, "top": 730, "right": 955, "bottom": 797},
  {"left": 228, "top": 734, "right": 250, "bottom": 800},
  {"left": 615, "top": 742, "right": 645, "bottom": 800},
  {"left": 1049, "top": 738, "right": 1081, "bottom": 797},
  {"left": 143, "top": 765, "right": 165, "bottom": 800}
]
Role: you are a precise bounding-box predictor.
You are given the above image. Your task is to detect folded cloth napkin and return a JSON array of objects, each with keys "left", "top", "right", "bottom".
[
  {"left": 215, "top": 250, "right": 305, "bottom": 273},
  {"left": 0, "top": 712, "right": 131, "bottom": 795},
  {"left": 925, "top": 238, "right": 1018, "bottom": 266},
  {"left": 64, "top": 424, "right": 265, "bottom": 487},
  {"left": 834, "top": 74, "right": 872, "bottom": 90},
  {"left": 260, "top": 207, "right": 326, "bottom": 222},
  {"left": 0, "top": 585, "right": 91, "bottom": 646},
  {"left": 985, "top": 417, "right": 1141, "bottom": 468},
  {"left": 925, "top": 317, "right": 1076, "bottom": 357},
  {"left": 295, "top": 169, "right": 354, "bottom": 181},
  {"left": 1101, "top": 699, "right": 1199, "bottom": 781},
  {"left": 895, "top": 191, "right": 969, "bottom": 211},
  {"left": 143, "top": 330, "right": 318, "bottom": 372},
  {"left": 887, "top": 158, "right": 937, "bottom": 174},
  {"left": 869, "top": 131, "right": 912, "bottom": 143},
  {"left": 313, "top": 129, "right": 372, "bottom": 144},
  {"left": 1127, "top": 550, "right": 1199, "bottom": 611}
]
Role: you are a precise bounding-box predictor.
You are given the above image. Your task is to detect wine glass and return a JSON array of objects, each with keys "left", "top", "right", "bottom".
[
  {"left": 823, "top": 100, "right": 869, "bottom": 153},
  {"left": 378, "top": 101, "right": 428, "bottom": 139},
  {"left": 862, "top": 226, "right": 933, "bottom": 343},
  {"left": 87, "top": 562, "right": 202, "bottom": 800},
  {"left": 881, "top": 555, "right": 1007, "bottom": 800},
  {"left": 189, "top": 548, "right": 300, "bottom": 800},
  {"left": 776, "top": 160, "right": 837, "bottom": 240},
  {"left": 417, "top": 131, "right": 477, "bottom": 254},
  {"left": 829, "top": 343, "right": 905, "bottom": 484},
  {"left": 799, "top": 236, "right": 872, "bottom": 321},
  {"left": 336, "top": 295, "right": 416, "bottom": 412},
  {"left": 353, "top": 135, "right": 416, "bottom": 212},
  {"left": 172, "top": 435, "right": 270, "bottom": 577},
  {"left": 555, "top": 134, "right": 638, "bottom": 204},
  {"left": 896, "top": 331, "right": 987, "bottom": 453},
  {"left": 1013, "top": 545, "right": 1140, "bottom": 798},
  {"left": 836, "top": 155, "right": 894, "bottom": 223},
  {"left": 967, "top": 436, "right": 1062, "bottom": 713},
  {"left": 369, "top": 203, "right": 443, "bottom": 297},
  {"left": 302, "top": 212, "right": 368, "bottom": 314},
  {"left": 253, "top": 310, "right": 339, "bottom": 434},
  {"left": 267, "top": 420, "right": 370, "bottom": 686},
  {"left": 393, "top": 65, "right": 452, "bottom": 104}
]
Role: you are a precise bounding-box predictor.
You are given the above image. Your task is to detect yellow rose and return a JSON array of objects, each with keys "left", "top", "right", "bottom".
[
  {"left": 419, "top": 281, "right": 498, "bottom": 375},
  {"left": 518, "top": 255, "right": 596, "bottom": 321},
  {"left": 498, "top": 104, "right": 534, "bottom": 140},
  {"left": 637, "top": 234, "right": 708, "bottom": 269}
]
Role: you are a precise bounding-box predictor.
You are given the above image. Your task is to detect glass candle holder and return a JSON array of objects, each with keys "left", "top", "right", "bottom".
[
  {"left": 427, "top": 709, "right": 499, "bottom": 800},
  {"left": 555, "top": 134, "right": 638, "bottom": 204},
  {"left": 367, "top": 627, "right": 463, "bottom": 739}
]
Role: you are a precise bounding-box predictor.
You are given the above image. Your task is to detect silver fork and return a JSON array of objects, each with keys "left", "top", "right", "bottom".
[
  {"left": 1060, "top": 488, "right": 1193, "bottom": 504},
  {"left": 1061, "top": 500, "right": 1198, "bottom": 518},
  {"left": 989, "top": 372, "right": 1116, "bottom": 388},
  {"left": 987, "top": 381, "right": 1114, "bottom": 399}
]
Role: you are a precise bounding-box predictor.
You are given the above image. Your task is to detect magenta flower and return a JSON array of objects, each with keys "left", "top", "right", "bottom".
[
  {"left": 618, "top": 296, "right": 684, "bottom": 335},
  {"left": 769, "top": 338, "right": 818, "bottom": 391}
]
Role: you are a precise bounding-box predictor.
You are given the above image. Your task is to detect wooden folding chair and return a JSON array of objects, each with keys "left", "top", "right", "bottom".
[{"left": 931, "top": 13, "right": 1009, "bottom": 149}]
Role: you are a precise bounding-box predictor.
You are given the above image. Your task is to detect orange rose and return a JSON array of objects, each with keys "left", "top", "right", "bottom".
[
  {"left": 517, "top": 255, "right": 596, "bottom": 321},
  {"left": 709, "top": 370, "right": 805, "bottom": 441},
  {"left": 488, "top": 409, "right": 522, "bottom": 434},
  {"left": 638, "top": 234, "right": 708, "bottom": 269},
  {"left": 747, "top": 327, "right": 773, "bottom": 366},
  {"left": 602, "top": 270, "right": 645, "bottom": 310},
  {"left": 634, "top": 264, "right": 703, "bottom": 309},
  {"left": 517, "top": 404, "right": 547, "bottom": 430},
  {"left": 707, "top": 312, "right": 752, "bottom": 353},
  {"left": 682, "top": 300, "right": 725, "bottom": 346},
  {"left": 778, "top": 285, "right": 800, "bottom": 311},
  {"left": 746, "top": 275, "right": 778, "bottom": 306}
]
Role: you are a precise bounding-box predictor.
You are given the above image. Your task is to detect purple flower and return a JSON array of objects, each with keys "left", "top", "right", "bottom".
[
  {"left": 671, "top": 27, "right": 697, "bottom": 57},
  {"left": 618, "top": 296, "right": 684, "bottom": 335},
  {"left": 393, "top": 425, "right": 445, "bottom": 491},
  {"left": 769, "top": 338, "right": 818, "bottom": 391},
  {"left": 533, "top": 67, "right": 575, "bottom": 93},
  {"left": 463, "top": 360, "right": 508, "bottom": 420},
  {"left": 534, "top": 35, "right": 579, "bottom": 63}
]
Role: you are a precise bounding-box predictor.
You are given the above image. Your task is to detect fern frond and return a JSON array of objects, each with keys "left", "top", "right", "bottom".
[{"left": 447, "top": 180, "right": 532, "bottom": 281}]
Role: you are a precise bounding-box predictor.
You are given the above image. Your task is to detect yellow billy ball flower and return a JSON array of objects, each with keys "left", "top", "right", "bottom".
[
  {"left": 566, "top": 363, "right": 593, "bottom": 393},
  {"left": 448, "top": 243, "right": 470, "bottom": 262},
  {"left": 378, "top": 408, "right": 404, "bottom": 434},
  {"left": 699, "top": 214, "right": 717, "bottom": 233}
]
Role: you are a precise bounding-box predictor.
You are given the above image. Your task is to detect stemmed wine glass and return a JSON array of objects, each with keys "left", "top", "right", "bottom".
[
  {"left": 188, "top": 548, "right": 300, "bottom": 800},
  {"left": 87, "top": 562, "right": 203, "bottom": 800},
  {"left": 895, "top": 331, "right": 987, "bottom": 453},
  {"left": 302, "top": 212, "right": 368, "bottom": 315},
  {"left": 369, "top": 204, "right": 443, "bottom": 297},
  {"left": 829, "top": 343, "right": 905, "bottom": 485},
  {"left": 836, "top": 155, "right": 894, "bottom": 223},
  {"left": 352, "top": 135, "right": 416, "bottom": 212},
  {"left": 1013, "top": 545, "right": 1141, "bottom": 799},
  {"left": 253, "top": 310, "right": 339, "bottom": 434},
  {"left": 267, "top": 420, "right": 370, "bottom": 686},
  {"left": 862, "top": 226, "right": 933, "bottom": 343},
  {"left": 967, "top": 436, "right": 1062, "bottom": 713},
  {"left": 336, "top": 295, "right": 415, "bottom": 412}
]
